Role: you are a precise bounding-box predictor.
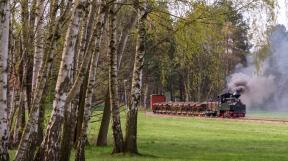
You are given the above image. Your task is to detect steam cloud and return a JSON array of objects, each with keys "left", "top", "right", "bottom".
[{"left": 227, "top": 25, "right": 288, "bottom": 111}]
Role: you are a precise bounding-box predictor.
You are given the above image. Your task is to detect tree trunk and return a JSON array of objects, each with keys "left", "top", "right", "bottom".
[
  {"left": 117, "top": 12, "right": 137, "bottom": 69},
  {"left": 60, "top": 1, "right": 98, "bottom": 160},
  {"left": 36, "top": 94, "right": 46, "bottom": 146},
  {"left": 0, "top": 0, "right": 10, "bottom": 160},
  {"left": 96, "top": 91, "right": 110, "bottom": 146},
  {"left": 29, "top": 0, "right": 37, "bottom": 44},
  {"left": 36, "top": 0, "right": 107, "bottom": 159},
  {"left": 12, "top": 58, "right": 27, "bottom": 147},
  {"left": 71, "top": 0, "right": 90, "bottom": 145},
  {"left": 75, "top": 31, "right": 101, "bottom": 161},
  {"left": 96, "top": 4, "right": 136, "bottom": 147},
  {"left": 109, "top": 2, "right": 125, "bottom": 154},
  {"left": 74, "top": 73, "right": 88, "bottom": 144},
  {"left": 59, "top": 103, "right": 78, "bottom": 161},
  {"left": 125, "top": 1, "right": 148, "bottom": 154},
  {"left": 20, "top": 0, "right": 33, "bottom": 113},
  {"left": 12, "top": 91, "right": 26, "bottom": 147},
  {"left": 8, "top": 87, "right": 19, "bottom": 145},
  {"left": 32, "top": 0, "right": 45, "bottom": 91},
  {"left": 179, "top": 74, "right": 184, "bottom": 101},
  {"left": 75, "top": 1, "right": 106, "bottom": 159},
  {"left": 72, "top": 5, "right": 94, "bottom": 145},
  {"left": 143, "top": 85, "right": 148, "bottom": 109},
  {"left": 15, "top": 0, "right": 73, "bottom": 160},
  {"left": 72, "top": 5, "right": 93, "bottom": 146},
  {"left": 37, "top": 1, "right": 88, "bottom": 160}
]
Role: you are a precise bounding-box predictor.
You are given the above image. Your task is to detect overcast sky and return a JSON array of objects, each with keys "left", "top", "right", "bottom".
[{"left": 276, "top": 0, "right": 288, "bottom": 27}]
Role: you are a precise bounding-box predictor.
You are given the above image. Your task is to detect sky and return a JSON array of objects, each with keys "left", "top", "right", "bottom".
[{"left": 276, "top": 0, "right": 288, "bottom": 27}]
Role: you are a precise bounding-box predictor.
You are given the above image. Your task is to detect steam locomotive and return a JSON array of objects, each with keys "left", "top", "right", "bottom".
[{"left": 150, "top": 92, "right": 246, "bottom": 118}]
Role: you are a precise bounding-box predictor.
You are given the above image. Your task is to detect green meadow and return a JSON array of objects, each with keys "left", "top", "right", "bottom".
[
  {"left": 84, "top": 111, "right": 288, "bottom": 161},
  {"left": 10, "top": 111, "right": 288, "bottom": 161}
]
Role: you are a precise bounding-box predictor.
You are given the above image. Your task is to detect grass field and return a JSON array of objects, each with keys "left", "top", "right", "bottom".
[
  {"left": 247, "top": 111, "right": 288, "bottom": 119},
  {"left": 9, "top": 111, "right": 288, "bottom": 161},
  {"left": 80, "top": 111, "right": 288, "bottom": 161}
]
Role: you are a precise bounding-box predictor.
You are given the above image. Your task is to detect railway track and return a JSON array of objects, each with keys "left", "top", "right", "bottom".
[
  {"left": 146, "top": 112, "right": 288, "bottom": 124},
  {"left": 240, "top": 117, "right": 288, "bottom": 123}
]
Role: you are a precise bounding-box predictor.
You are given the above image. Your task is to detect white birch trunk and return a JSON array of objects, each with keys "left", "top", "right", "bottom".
[
  {"left": 39, "top": 1, "right": 88, "bottom": 160},
  {"left": 117, "top": 12, "right": 137, "bottom": 69},
  {"left": 15, "top": 1, "right": 73, "bottom": 161},
  {"left": 75, "top": 2, "right": 106, "bottom": 158},
  {"left": 59, "top": 2, "right": 98, "bottom": 160},
  {"left": 125, "top": 1, "right": 148, "bottom": 153},
  {"left": 0, "top": 0, "right": 10, "bottom": 160},
  {"left": 32, "top": 0, "right": 45, "bottom": 91},
  {"left": 75, "top": 42, "right": 101, "bottom": 161},
  {"left": 109, "top": 2, "right": 125, "bottom": 153}
]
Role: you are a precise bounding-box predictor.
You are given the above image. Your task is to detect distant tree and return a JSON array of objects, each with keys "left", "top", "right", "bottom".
[
  {"left": 172, "top": 1, "right": 251, "bottom": 100},
  {"left": 143, "top": 1, "right": 176, "bottom": 100}
]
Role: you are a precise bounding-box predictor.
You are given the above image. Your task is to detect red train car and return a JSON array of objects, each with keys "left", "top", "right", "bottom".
[{"left": 150, "top": 94, "right": 166, "bottom": 111}]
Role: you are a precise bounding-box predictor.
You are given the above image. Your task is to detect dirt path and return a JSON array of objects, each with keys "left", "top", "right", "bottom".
[{"left": 145, "top": 112, "right": 288, "bottom": 125}]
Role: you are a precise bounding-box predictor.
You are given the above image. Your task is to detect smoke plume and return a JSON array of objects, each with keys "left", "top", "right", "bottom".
[{"left": 227, "top": 25, "right": 288, "bottom": 111}]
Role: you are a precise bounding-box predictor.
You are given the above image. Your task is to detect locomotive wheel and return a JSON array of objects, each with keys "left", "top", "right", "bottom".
[{"left": 223, "top": 111, "right": 231, "bottom": 118}]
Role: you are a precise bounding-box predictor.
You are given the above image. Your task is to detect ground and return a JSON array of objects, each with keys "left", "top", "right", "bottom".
[
  {"left": 10, "top": 111, "right": 288, "bottom": 161},
  {"left": 82, "top": 111, "right": 288, "bottom": 161}
]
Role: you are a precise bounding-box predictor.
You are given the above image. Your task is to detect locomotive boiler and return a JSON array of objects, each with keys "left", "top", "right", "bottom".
[{"left": 150, "top": 92, "right": 246, "bottom": 118}]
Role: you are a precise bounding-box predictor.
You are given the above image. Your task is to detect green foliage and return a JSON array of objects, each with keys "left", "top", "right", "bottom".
[
  {"left": 144, "top": 2, "right": 177, "bottom": 98},
  {"left": 144, "top": 0, "right": 251, "bottom": 101},
  {"left": 262, "top": 0, "right": 276, "bottom": 8}
]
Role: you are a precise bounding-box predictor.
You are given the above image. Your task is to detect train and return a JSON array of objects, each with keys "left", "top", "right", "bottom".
[{"left": 150, "top": 92, "right": 246, "bottom": 118}]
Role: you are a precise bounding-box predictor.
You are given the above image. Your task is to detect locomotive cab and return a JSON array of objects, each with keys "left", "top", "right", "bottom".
[{"left": 218, "top": 92, "right": 246, "bottom": 118}]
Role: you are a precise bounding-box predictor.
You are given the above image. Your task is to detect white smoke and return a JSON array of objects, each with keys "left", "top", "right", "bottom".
[{"left": 227, "top": 25, "right": 288, "bottom": 111}]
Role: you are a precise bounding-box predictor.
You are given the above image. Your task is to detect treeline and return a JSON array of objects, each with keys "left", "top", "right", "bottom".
[
  {"left": 144, "top": 1, "right": 250, "bottom": 102},
  {"left": 0, "top": 0, "right": 273, "bottom": 161}
]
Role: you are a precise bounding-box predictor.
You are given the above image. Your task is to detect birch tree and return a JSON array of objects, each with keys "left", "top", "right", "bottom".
[
  {"left": 20, "top": 0, "right": 34, "bottom": 112},
  {"left": 36, "top": 0, "right": 88, "bottom": 160},
  {"left": 96, "top": 91, "right": 110, "bottom": 146},
  {"left": 125, "top": 0, "right": 148, "bottom": 154},
  {"left": 75, "top": 2, "right": 106, "bottom": 158},
  {"left": 71, "top": 1, "right": 98, "bottom": 146},
  {"left": 0, "top": 0, "right": 10, "bottom": 160},
  {"left": 117, "top": 11, "right": 137, "bottom": 69},
  {"left": 15, "top": 0, "right": 73, "bottom": 160},
  {"left": 96, "top": 7, "right": 137, "bottom": 147},
  {"left": 60, "top": 1, "right": 107, "bottom": 161},
  {"left": 109, "top": 1, "right": 125, "bottom": 153},
  {"left": 12, "top": 90, "right": 25, "bottom": 146},
  {"left": 59, "top": 2, "right": 95, "bottom": 161},
  {"left": 32, "top": 0, "right": 45, "bottom": 91}
]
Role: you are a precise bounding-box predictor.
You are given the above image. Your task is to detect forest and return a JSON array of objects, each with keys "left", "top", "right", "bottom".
[{"left": 0, "top": 0, "right": 284, "bottom": 161}]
